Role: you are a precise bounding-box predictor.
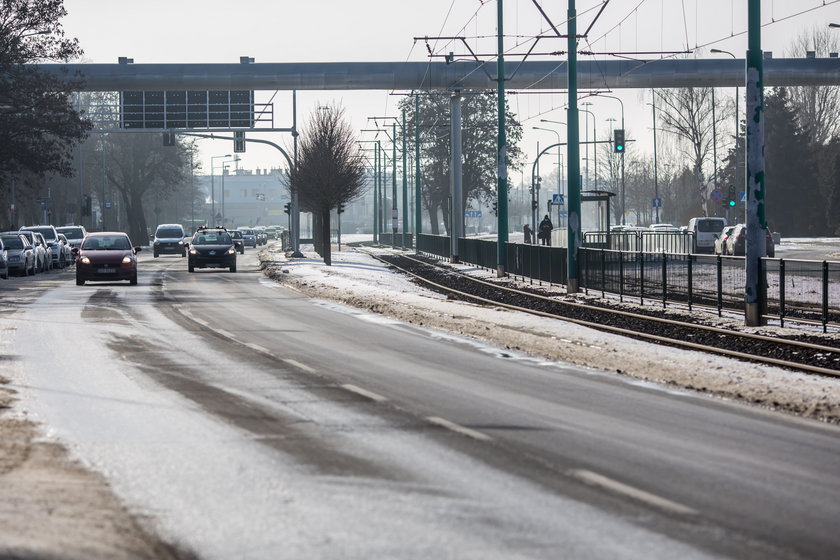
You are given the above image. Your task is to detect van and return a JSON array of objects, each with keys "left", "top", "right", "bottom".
[{"left": 687, "top": 217, "right": 727, "bottom": 253}]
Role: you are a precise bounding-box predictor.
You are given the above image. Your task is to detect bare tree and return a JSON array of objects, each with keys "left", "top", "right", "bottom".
[
  {"left": 290, "top": 104, "right": 366, "bottom": 265},
  {"left": 654, "top": 86, "right": 730, "bottom": 215},
  {"left": 786, "top": 27, "right": 840, "bottom": 145}
]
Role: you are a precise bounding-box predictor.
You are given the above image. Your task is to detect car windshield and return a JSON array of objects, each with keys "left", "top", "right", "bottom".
[
  {"left": 240, "top": 229, "right": 254, "bottom": 235},
  {"left": 82, "top": 236, "right": 131, "bottom": 250},
  {"left": 1, "top": 237, "right": 23, "bottom": 249},
  {"left": 156, "top": 227, "right": 183, "bottom": 238},
  {"left": 25, "top": 227, "right": 57, "bottom": 241},
  {"left": 230, "top": 231, "right": 242, "bottom": 238},
  {"left": 58, "top": 228, "right": 84, "bottom": 239},
  {"left": 193, "top": 232, "right": 231, "bottom": 245}
]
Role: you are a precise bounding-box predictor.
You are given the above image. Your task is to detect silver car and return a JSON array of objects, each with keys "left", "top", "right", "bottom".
[
  {"left": 56, "top": 225, "right": 87, "bottom": 251},
  {"left": 21, "top": 225, "right": 68, "bottom": 268},
  {"left": 0, "top": 233, "right": 35, "bottom": 276},
  {"left": 18, "top": 230, "right": 51, "bottom": 272}
]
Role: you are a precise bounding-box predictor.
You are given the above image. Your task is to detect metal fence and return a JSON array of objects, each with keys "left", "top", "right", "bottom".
[
  {"left": 378, "top": 233, "right": 414, "bottom": 249},
  {"left": 580, "top": 248, "right": 840, "bottom": 331},
  {"left": 583, "top": 230, "right": 695, "bottom": 253}
]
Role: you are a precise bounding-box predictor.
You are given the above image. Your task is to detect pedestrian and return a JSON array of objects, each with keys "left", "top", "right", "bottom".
[
  {"left": 538, "top": 214, "right": 553, "bottom": 246},
  {"left": 523, "top": 224, "right": 533, "bottom": 244}
]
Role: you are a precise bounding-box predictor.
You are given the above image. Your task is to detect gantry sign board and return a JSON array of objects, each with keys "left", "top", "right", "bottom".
[{"left": 119, "top": 90, "right": 255, "bottom": 129}]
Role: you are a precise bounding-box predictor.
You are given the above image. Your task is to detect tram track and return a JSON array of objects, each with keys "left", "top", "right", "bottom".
[{"left": 365, "top": 250, "right": 840, "bottom": 378}]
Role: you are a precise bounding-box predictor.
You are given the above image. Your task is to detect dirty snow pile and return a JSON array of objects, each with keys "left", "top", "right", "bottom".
[{"left": 260, "top": 243, "right": 840, "bottom": 423}]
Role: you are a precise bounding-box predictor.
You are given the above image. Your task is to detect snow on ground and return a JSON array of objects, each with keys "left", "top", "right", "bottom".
[{"left": 261, "top": 238, "right": 840, "bottom": 424}]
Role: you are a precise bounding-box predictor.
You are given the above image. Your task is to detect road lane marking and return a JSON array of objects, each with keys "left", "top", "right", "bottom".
[
  {"left": 341, "top": 384, "right": 387, "bottom": 402},
  {"left": 216, "top": 328, "right": 235, "bottom": 339},
  {"left": 244, "top": 342, "right": 271, "bottom": 354},
  {"left": 283, "top": 358, "right": 316, "bottom": 374},
  {"left": 426, "top": 416, "right": 493, "bottom": 442},
  {"left": 569, "top": 469, "right": 698, "bottom": 516}
]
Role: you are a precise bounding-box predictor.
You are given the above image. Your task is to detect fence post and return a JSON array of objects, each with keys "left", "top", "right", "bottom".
[
  {"left": 717, "top": 254, "right": 723, "bottom": 317},
  {"left": 687, "top": 254, "right": 693, "bottom": 311},
  {"left": 619, "top": 250, "right": 624, "bottom": 303},
  {"left": 823, "top": 260, "right": 829, "bottom": 333},
  {"left": 601, "top": 249, "right": 606, "bottom": 298},
  {"left": 639, "top": 251, "right": 645, "bottom": 306},
  {"left": 661, "top": 251, "right": 667, "bottom": 308},
  {"left": 779, "top": 258, "right": 785, "bottom": 328}
]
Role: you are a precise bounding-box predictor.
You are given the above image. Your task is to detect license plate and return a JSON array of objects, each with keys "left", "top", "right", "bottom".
[{"left": 97, "top": 267, "right": 116, "bottom": 273}]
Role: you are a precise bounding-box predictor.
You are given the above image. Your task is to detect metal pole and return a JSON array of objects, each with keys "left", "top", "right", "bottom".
[
  {"left": 373, "top": 142, "right": 379, "bottom": 243},
  {"left": 392, "top": 122, "right": 397, "bottom": 249},
  {"left": 415, "top": 93, "right": 422, "bottom": 251},
  {"left": 745, "top": 0, "right": 767, "bottom": 326},
  {"left": 402, "top": 107, "right": 408, "bottom": 249},
  {"left": 566, "top": 0, "right": 581, "bottom": 293},
  {"left": 712, "top": 88, "right": 718, "bottom": 193},
  {"left": 651, "top": 90, "right": 660, "bottom": 223},
  {"left": 496, "top": 0, "right": 509, "bottom": 276},
  {"left": 451, "top": 89, "right": 463, "bottom": 263},
  {"left": 291, "top": 89, "right": 303, "bottom": 257}
]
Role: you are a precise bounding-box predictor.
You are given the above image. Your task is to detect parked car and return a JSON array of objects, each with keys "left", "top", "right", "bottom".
[
  {"left": 20, "top": 225, "right": 67, "bottom": 268},
  {"left": 237, "top": 227, "right": 258, "bottom": 248},
  {"left": 189, "top": 227, "right": 236, "bottom": 273},
  {"left": 0, "top": 237, "right": 8, "bottom": 279},
  {"left": 57, "top": 233, "right": 74, "bottom": 266},
  {"left": 715, "top": 226, "right": 735, "bottom": 255},
  {"left": 687, "top": 217, "right": 727, "bottom": 254},
  {"left": 725, "top": 224, "right": 775, "bottom": 257},
  {"left": 0, "top": 233, "right": 35, "bottom": 276},
  {"left": 229, "top": 229, "right": 246, "bottom": 254},
  {"left": 17, "top": 230, "right": 51, "bottom": 272},
  {"left": 649, "top": 223, "right": 679, "bottom": 231},
  {"left": 152, "top": 223, "right": 188, "bottom": 257},
  {"left": 56, "top": 225, "right": 87, "bottom": 250},
  {"left": 74, "top": 232, "right": 141, "bottom": 286}
]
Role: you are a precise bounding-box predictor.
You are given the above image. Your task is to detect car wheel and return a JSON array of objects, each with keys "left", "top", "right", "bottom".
[
  {"left": 180, "top": 251, "right": 186, "bottom": 258},
  {"left": 188, "top": 265, "right": 194, "bottom": 272},
  {"left": 153, "top": 251, "right": 159, "bottom": 258},
  {"left": 28, "top": 262, "right": 35, "bottom": 276},
  {"left": 76, "top": 277, "right": 85, "bottom": 286},
  {"left": 230, "top": 264, "right": 236, "bottom": 273},
  {"left": 130, "top": 274, "right": 137, "bottom": 286}
]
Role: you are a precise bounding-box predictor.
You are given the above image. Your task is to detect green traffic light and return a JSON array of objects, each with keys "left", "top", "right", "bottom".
[
  {"left": 616, "top": 145, "right": 623, "bottom": 151},
  {"left": 729, "top": 200, "right": 736, "bottom": 207}
]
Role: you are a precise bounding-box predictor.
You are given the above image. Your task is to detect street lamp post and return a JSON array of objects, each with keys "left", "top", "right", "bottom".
[
  {"left": 581, "top": 103, "right": 597, "bottom": 190},
  {"left": 649, "top": 91, "right": 660, "bottom": 223},
  {"left": 711, "top": 48, "right": 739, "bottom": 224},
  {"left": 533, "top": 124, "right": 564, "bottom": 228},
  {"left": 210, "top": 154, "right": 231, "bottom": 226}
]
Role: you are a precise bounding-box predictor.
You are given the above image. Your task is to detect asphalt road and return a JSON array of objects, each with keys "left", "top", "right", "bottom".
[{"left": 5, "top": 249, "right": 840, "bottom": 559}]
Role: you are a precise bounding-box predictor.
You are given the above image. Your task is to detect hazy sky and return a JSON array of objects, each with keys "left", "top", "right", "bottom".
[{"left": 61, "top": 0, "right": 840, "bottom": 184}]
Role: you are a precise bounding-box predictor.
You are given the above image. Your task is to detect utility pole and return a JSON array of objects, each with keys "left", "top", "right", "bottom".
[
  {"left": 745, "top": 0, "right": 767, "bottom": 326},
  {"left": 651, "top": 91, "right": 660, "bottom": 223},
  {"left": 402, "top": 107, "right": 408, "bottom": 249},
  {"left": 496, "top": 0, "right": 508, "bottom": 276},
  {"left": 414, "top": 93, "right": 422, "bottom": 252},
  {"left": 451, "top": 89, "right": 463, "bottom": 263},
  {"left": 392, "top": 122, "right": 397, "bottom": 249},
  {"left": 566, "top": 0, "right": 581, "bottom": 293}
]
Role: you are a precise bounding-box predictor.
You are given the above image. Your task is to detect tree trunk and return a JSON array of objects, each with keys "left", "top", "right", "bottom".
[
  {"left": 124, "top": 190, "right": 148, "bottom": 246},
  {"left": 320, "top": 208, "right": 332, "bottom": 266}
]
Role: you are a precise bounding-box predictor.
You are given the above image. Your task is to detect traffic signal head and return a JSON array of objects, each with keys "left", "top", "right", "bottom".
[
  {"left": 284, "top": 202, "right": 291, "bottom": 215},
  {"left": 728, "top": 185, "right": 736, "bottom": 207},
  {"left": 613, "top": 129, "right": 625, "bottom": 153}
]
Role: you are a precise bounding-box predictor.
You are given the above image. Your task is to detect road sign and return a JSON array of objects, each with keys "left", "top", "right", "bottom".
[
  {"left": 104, "top": 201, "right": 112, "bottom": 209},
  {"left": 652, "top": 197, "right": 663, "bottom": 208},
  {"left": 740, "top": 191, "right": 746, "bottom": 203},
  {"left": 465, "top": 210, "right": 482, "bottom": 218},
  {"left": 551, "top": 194, "right": 565, "bottom": 205},
  {"left": 710, "top": 188, "right": 723, "bottom": 201}
]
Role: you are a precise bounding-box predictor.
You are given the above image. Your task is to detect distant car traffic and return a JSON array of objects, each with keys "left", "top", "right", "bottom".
[
  {"left": 724, "top": 224, "right": 775, "bottom": 257},
  {"left": 228, "top": 229, "right": 246, "bottom": 254},
  {"left": 74, "top": 232, "right": 141, "bottom": 286},
  {"left": 237, "top": 227, "right": 258, "bottom": 248},
  {"left": 153, "top": 223, "right": 187, "bottom": 257},
  {"left": 0, "top": 233, "right": 35, "bottom": 276},
  {"left": 188, "top": 227, "right": 237, "bottom": 273},
  {"left": 688, "top": 217, "right": 727, "bottom": 254},
  {"left": 715, "top": 226, "right": 735, "bottom": 255},
  {"left": 56, "top": 225, "right": 87, "bottom": 250}
]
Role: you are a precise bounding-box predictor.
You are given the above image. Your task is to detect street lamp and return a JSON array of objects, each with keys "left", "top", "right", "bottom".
[
  {"left": 647, "top": 92, "right": 660, "bottom": 223},
  {"left": 220, "top": 156, "right": 240, "bottom": 226},
  {"left": 581, "top": 104, "right": 597, "bottom": 189},
  {"left": 210, "top": 154, "right": 231, "bottom": 226},
  {"left": 711, "top": 48, "right": 739, "bottom": 223}
]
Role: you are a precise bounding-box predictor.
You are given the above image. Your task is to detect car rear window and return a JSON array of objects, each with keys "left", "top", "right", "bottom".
[
  {"left": 83, "top": 236, "right": 131, "bottom": 250},
  {"left": 696, "top": 219, "right": 726, "bottom": 233},
  {"left": 25, "top": 227, "right": 57, "bottom": 241},
  {"left": 58, "top": 228, "right": 84, "bottom": 239},
  {"left": 194, "top": 233, "right": 232, "bottom": 245}
]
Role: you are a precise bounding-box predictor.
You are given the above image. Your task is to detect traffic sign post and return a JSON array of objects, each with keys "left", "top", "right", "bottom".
[{"left": 651, "top": 197, "right": 662, "bottom": 208}]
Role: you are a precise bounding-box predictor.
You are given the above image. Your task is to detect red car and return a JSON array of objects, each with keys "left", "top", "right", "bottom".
[{"left": 74, "top": 232, "right": 141, "bottom": 286}]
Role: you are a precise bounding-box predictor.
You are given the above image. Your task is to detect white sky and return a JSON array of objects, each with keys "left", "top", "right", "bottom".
[{"left": 61, "top": 0, "right": 840, "bottom": 185}]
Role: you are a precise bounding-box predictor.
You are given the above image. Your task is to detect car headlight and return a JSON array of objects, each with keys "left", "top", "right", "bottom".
[
  {"left": 122, "top": 256, "right": 133, "bottom": 264},
  {"left": 227, "top": 247, "right": 236, "bottom": 255},
  {"left": 80, "top": 256, "right": 90, "bottom": 264},
  {"left": 189, "top": 248, "right": 197, "bottom": 255},
  {"left": 178, "top": 240, "right": 184, "bottom": 245}
]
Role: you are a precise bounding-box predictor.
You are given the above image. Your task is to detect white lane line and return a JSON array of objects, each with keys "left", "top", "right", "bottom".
[
  {"left": 244, "top": 342, "right": 271, "bottom": 354},
  {"left": 426, "top": 416, "right": 493, "bottom": 442},
  {"left": 283, "top": 358, "right": 316, "bottom": 374},
  {"left": 215, "top": 328, "right": 235, "bottom": 339},
  {"left": 341, "top": 384, "right": 387, "bottom": 402},
  {"left": 569, "top": 469, "right": 698, "bottom": 516}
]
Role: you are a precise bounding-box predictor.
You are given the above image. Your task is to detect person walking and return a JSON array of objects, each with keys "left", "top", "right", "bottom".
[
  {"left": 538, "top": 214, "right": 553, "bottom": 246},
  {"left": 523, "top": 224, "right": 533, "bottom": 244}
]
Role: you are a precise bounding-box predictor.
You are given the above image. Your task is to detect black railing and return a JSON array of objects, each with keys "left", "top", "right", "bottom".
[{"left": 378, "top": 233, "right": 414, "bottom": 249}]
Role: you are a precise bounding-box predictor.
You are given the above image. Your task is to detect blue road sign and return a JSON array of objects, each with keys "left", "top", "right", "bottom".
[
  {"left": 464, "top": 210, "right": 482, "bottom": 218},
  {"left": 652, "top": 197, "right": 663, "bottom": 208},
  {"left": 710, "top": 188, "right": 723, "bottom": 201},
  {"left": 551, "top": 194, "right": 565, "bottom": 205},
  {"left": 740, "top": 191, "right": 746, "bottom": 203}
]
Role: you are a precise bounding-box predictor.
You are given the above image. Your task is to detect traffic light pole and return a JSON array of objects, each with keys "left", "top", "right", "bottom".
[{"left": 566, "top": 0, "right": 581, "bottom": 293}]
